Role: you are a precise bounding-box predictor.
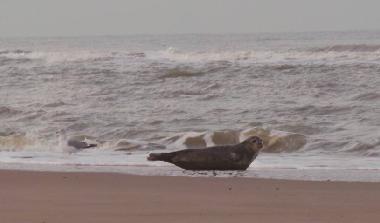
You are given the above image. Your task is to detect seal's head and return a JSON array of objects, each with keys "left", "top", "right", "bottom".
[{"left": 242, "top": 136, "right": 264, "bottom": 152}]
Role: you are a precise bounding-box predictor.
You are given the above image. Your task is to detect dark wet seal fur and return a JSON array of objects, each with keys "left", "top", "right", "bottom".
[{"left": 147, "top": 136, "right": 264, "bottom": 170}]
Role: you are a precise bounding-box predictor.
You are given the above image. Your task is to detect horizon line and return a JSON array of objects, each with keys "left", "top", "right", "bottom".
[{"left": 1, "top": 28, "right": 379, "bottom": 39}]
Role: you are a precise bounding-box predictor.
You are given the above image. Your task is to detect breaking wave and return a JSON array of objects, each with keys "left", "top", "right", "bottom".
[
  {"left": 147, "top": 47, "right": 256, "bottom": 63},
  {"left": 0, "top": 134, "right": 43, "bottom": 152},
  {"left": 156, "top": 127, "right": 308, "bottom": 153},
  {"left": 0, "top": 49, "right": 113, "bottom": 63},
  {"left": 310, "top": 44, "right": 380, "bottom": 52},
  {"left": 144, "top": 46, "right": 380, "bottom": 66},
  {"left": 159, "top": 67, "right": 204, "bottom": 78},
  {"left": 1, "top": 126, "right": 380, "bottom": 157},
  {"left": 2, "top": 45, "right": 380, "bottom": 68},
  {"left": 0, "top": 128, "right": 308, "bottom": 153}
]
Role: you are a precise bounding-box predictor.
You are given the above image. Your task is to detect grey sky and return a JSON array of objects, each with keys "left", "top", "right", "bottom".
[{"left": 1, "top": 0, "right": 380, "bottom": 37}]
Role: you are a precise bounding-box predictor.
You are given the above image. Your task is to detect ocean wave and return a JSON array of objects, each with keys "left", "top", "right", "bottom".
[
  {"left": 292, "top": 105, "right": 354, "bottom": 116},
  {"left": 126, "top": 52, "right": 146, "bottom": 58},
  {"left": 1, "top": 127, "right": 380, "bottom": 157},
  {"left": 0, "top": 49, "right": 41, "bottom": 63},
  {"left": 147, "top": 47, "right": 256, "bottom": 63},
  {"left": 240, "top": 128, "right": 307, "bottom": 153},
  {"left": 144, "top": 46, "right": 380, "bottom": 66},
  {"left": 352, "top": 92, "right": 380, "bottom": 101},
  {"left": 0, "top": 49, "right": 113, "bottom": 64},
  {"left": 2, "top": 45, "right": 379, "bottom": 67},
  {"left": 271, "top": 64, "right": 298, "bottom": 71},
  {"left": 344, "top": 139, "right": 380, "bottom": 157},
  {"left": 42, "top": 101, "right": 68, "bottom": 108},
  {"left": 0, "top": 128, "right": 307, "bottom": 153},
  {"left": 161, "top": 128, "right": 307, "bottom": 153},
  {"left": 276, "top": 124, "right": 322, "bottom": 135},
  {"left": 159, "top": 67, "right": 204, "bottom": 78},
  {"left": 310, "top": 44, "right": 380, "bottom": 52},
  {"left": 0, "top": 49, "right": 32, "bottom": 55},
  {"left": 0, "top": 134, "right": 37, "bottom": 151},
  {"left": 0, "top": 106, "right": 22, "bottom": 118}
]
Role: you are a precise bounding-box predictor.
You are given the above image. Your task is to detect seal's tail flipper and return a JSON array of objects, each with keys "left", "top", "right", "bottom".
[{"left": 147, "top": 152, "right": 174, "bottom": 162}]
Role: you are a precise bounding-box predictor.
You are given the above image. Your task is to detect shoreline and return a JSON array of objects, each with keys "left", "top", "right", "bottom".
[
  {"left": 1, "top": 170, "right": 380, "bottom": 223},
  {"left": 2, "top": 151, "right": 380, "bottom": 182},
  {"left": 2, "top": 161, "right": 380, "bottom": 182}
]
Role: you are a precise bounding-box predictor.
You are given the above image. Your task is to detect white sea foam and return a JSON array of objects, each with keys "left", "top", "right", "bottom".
[
  {"left": 0, "top": 49, "right": 112, "bottom": 63},
  {"left": 144, "top": 46, "right": 380, "bottom": 65}
]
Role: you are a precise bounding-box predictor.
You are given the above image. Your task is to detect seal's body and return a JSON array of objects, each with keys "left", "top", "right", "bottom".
[{"left": 148, "top": 136, "right": 263, "bottom": 170}]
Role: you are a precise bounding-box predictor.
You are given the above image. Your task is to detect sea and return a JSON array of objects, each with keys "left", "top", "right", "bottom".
[{"left": 1, "top": 31, "right": 379, "bottom": 181}]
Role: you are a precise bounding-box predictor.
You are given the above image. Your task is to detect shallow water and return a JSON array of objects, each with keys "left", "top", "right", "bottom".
[{"left": 1, "top": 31, "right": 380, "bottom": 181}]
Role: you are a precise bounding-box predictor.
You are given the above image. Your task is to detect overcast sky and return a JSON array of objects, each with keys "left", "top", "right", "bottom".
[{"left": 1, "top": 0, "right": 380, "bottom": 37}]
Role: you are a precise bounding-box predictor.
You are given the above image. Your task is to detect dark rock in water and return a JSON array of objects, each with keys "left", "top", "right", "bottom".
[
  {"left": 67, "top": 139, "right": 97, "bottom": 149},
  {"left": 147, "top": 136, "right": 263, "bottom": 170},
  {"left": 57, "top": 130, "right": 98, "bottom": 152}
]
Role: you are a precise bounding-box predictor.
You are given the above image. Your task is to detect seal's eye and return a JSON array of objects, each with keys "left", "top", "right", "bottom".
[
  {"left": 247, "top": 136, "right": 263, "bottom": 148},
  {"left": 248, "top": 136, "right": 258, "bottom": 144}
]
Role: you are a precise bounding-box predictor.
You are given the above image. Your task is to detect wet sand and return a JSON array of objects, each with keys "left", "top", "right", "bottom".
[{"left": 1, "top": 170, "right": 380, "bottom": 223}]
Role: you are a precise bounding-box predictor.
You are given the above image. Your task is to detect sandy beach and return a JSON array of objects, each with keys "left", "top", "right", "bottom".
[{"left": 0, "top": 170, "right": 379, "bottom": 223}]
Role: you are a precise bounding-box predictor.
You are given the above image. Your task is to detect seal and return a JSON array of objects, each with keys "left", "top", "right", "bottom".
[{"left": 147, "top": 136, "right": 264, "bottom": 170}]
